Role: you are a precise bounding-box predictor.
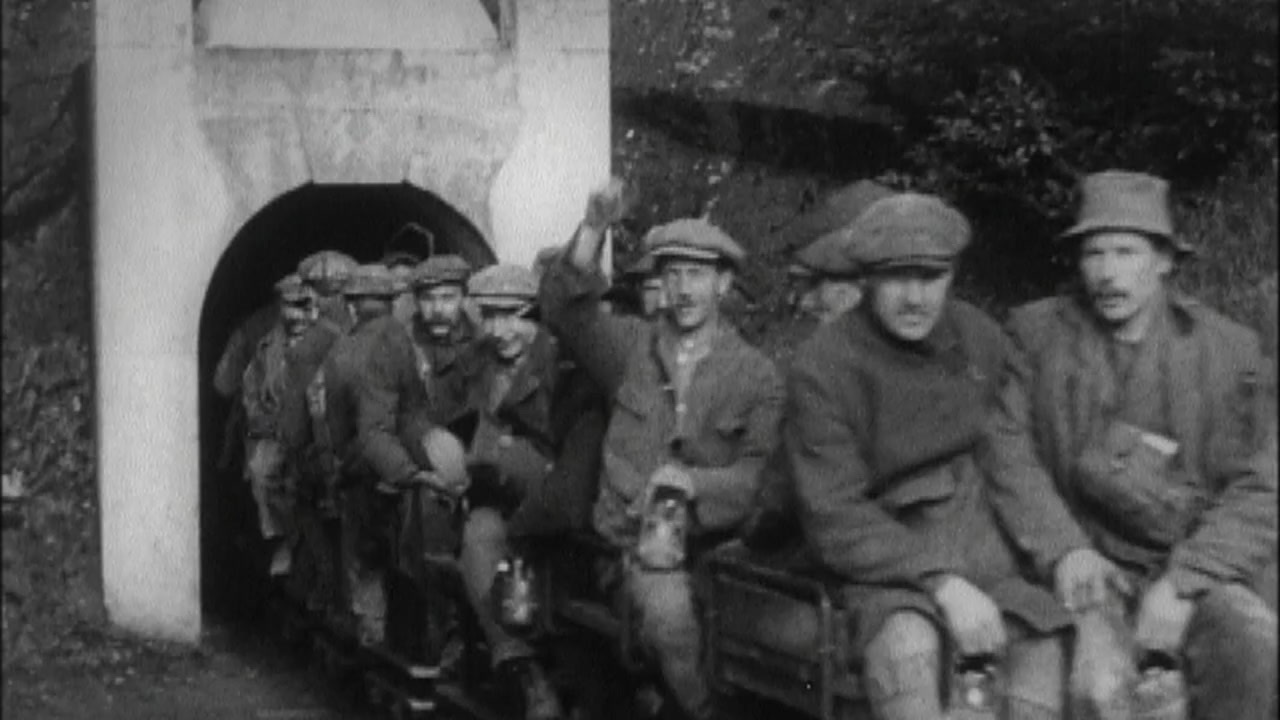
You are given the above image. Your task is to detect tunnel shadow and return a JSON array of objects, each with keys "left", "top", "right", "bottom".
[{"left": 196, "top": 182, "right": 493, "bottom": 622}]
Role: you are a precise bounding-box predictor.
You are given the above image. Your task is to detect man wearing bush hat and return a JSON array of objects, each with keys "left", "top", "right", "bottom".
[
  {"left": 454, "top": 263, "right": 608, "bottom": 720},
  {"left": 540, "top": 180, "right": 783, "bottom": 720},
  {"left": 408, "top": 254, "right": 479, "bottom": 427},
  {"left": 784, "top": 192, "right": 1081, "bottom": 720},
  {"left": 988, "top": 170, "right": 1277, "bottom": 720}
]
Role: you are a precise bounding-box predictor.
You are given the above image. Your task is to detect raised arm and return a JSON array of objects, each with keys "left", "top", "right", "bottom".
[{"left": 538, "top": 179, "right": 645, "bottom": 397}]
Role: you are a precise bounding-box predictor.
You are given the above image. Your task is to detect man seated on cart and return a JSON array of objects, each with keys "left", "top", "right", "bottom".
[
  {"left": 782, "top": 193, "right": 1087, "bottom": 720},
  {"left": 453, "top": 263, "right": 607, "bottom": 720},
  {"left": 539, "top": 180, "right": 784, "bottom": 720}
]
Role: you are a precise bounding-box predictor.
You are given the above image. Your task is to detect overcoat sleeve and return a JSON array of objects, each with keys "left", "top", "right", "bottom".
[
  {"left": 1167, "top": 337, "right": 1278, "bottom": 596},
  {"left": 784, "top": 355, "right": 951, "bottom": 587},
  {"left": 984, "top": 315, "right": 1092, "bottom": 582},
  {"left": 538, "top": 256, "right": 645, "bottom": 399},
  {"left": 355, "top": 327, "right": 421, "bottom": 484}
]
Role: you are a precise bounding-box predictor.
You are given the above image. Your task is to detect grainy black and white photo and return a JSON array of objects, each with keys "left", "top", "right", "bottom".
[{"left": 2, "top": 1, "right": 1276, "bottom": 719}]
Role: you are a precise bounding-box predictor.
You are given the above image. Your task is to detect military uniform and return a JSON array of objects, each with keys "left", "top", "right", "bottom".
[
  {"left": 988, "top": 172, "right": 1278, "bottom": 720},
  {"left": 541, "top": 218, "right": 783, "bottom": 720}
]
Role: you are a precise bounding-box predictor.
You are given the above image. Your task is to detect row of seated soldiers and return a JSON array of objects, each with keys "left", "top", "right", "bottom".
[{"left": 217, "top": 169, "right": 1276, "bottom": 720}]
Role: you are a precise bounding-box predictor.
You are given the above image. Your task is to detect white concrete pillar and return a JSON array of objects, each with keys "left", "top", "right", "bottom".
[
  {"left": 94, "top": 0, "right": 230, "bottom": 643},
  {"left": 490, "top": 0, "right": 611, "bottom": 267}
]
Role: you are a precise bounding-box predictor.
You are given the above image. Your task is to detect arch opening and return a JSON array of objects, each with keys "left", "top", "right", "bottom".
[{"left": 196, "top": 182, "right": 492, "bottom": 619}]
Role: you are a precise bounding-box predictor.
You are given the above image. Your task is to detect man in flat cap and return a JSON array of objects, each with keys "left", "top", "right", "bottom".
[
  {"left": 988, "top": 170, "right": 1277, "bottom": 720},
  {"left": 783, "top": 193, "right": 1081, "bottom": 720},
  {"left": 742, "top": 180, "right": 895, "bottom": 553},
  {"left": 408, "top": 254, "right": 481, "bottom": 429},
  {"left": 298, "top": 250, "right": 358, "bottom": 331},
  {"left": 455, "top": 264, "right": 607, "bottom": 720},
  {"left": 312, "top": 264, "right": 457, "bottom": 647},
  {"left": 540, "top": 180, "right": 783, "bottom": 720},
  {"left": 785, "top": 179, "right": 896, "bottom": 325},
  {"left": 240, "top": 273, "right": 319, "bottom": 576}
]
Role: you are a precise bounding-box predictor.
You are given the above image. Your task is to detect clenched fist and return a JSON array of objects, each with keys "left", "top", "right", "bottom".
[
  {"left": 1055, "top": 547, "right": 1132, "bottom": 613},
  {"left": 1134, "top": 576, "right": 1194, "bottom": 654},
  {"left": 931, "top": 575, "right": 1007, "bottom": 657},
  {"left": 584, "top": 177, "right": 635, "bottom": 232}
]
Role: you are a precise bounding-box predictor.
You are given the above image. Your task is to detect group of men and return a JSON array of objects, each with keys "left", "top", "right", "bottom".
[{"left": 215, "top": 167, "right": 1276, "bottom": 720}]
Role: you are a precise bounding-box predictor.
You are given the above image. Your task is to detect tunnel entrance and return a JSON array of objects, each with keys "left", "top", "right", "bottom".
[{"left": 197, "top": 182, "right": 493, "bottom": 619}]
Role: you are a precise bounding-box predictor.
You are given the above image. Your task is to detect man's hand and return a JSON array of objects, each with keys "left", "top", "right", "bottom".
[
  {"left": 1055, "top": 547, "right": 1132, "bottom": 613},
  {"left": 931, "top": 575, "right": 1007, "bottom": 658},
  {"left": 648, "top": 463, "right": 695, "bottom": 499},
  {"left": 583, "top": 177, "right": 634, "bottom": 232},
  {"left": 570, "top": 178, "right": 634, "bottom": 270},
  {"left": 1134, "top": 576, "right": 1194, "bottom": 654}
]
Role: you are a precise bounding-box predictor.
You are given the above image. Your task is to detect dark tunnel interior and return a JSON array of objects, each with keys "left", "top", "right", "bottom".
[{"left": 197, "top": 182, "right": 494, "bottom": 619}]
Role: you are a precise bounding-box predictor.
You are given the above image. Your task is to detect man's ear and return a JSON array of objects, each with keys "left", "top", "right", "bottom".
[
  {"left": 715, "top": 270, "right": 734, "bottom": 298},
  {"left": 1155, "top": 245, "right": 1177, "bottom": 279}
]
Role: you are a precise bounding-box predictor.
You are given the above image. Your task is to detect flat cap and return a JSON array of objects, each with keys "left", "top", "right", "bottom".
[
  {"left": 1061, "top": 170, "right": 1192, "bottom": 254},
  {"left": 788, "top": 180, "right": 896, "bottom": 248},
  {"left": 468, "top": 264, "right": 538, "bottom": 309},
  {"left": 413, "top": 254, "right": 472, "bottom": 288},
  {"left": 274, "top": 273, "right": 312, "bottom": 303},
  {"left": 343, "top": 263, "right": 404, "bottom": 298},
  {"left": 644, "top": 218, "right": 746, "bottom": 268},
  {"left": 847, "top": 193, "right": 971, "bottom": 271},
  {"left": 793, "top": 232, "right": 862, "bottom": 278},
  {"left": 297, "top": 251, "right": 358, "bottom": 294},
  {"left": 620, "top": 252, "right": 656, "bottom": 280}
]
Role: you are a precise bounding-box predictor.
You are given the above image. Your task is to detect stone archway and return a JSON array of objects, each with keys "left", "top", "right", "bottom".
[
  {"left": 196, "top": 183, "right": 492, "bottom": 616},
  {"left": 94, "top": 0, "right": 607, "bottom": 643}
]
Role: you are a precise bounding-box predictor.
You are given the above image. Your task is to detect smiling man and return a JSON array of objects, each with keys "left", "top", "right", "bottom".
[
  {"left": 784, "top": 193, "right": 1080, "bottom": 720},
  {"left": 540, "top": 181, "right": 783, "bottom": 720},
  {"left": 989, "top": 170, "right": 1278, "bottom": 720},
  {"left": 408, "top": 254, "right": 479, "bottom": 428}
]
